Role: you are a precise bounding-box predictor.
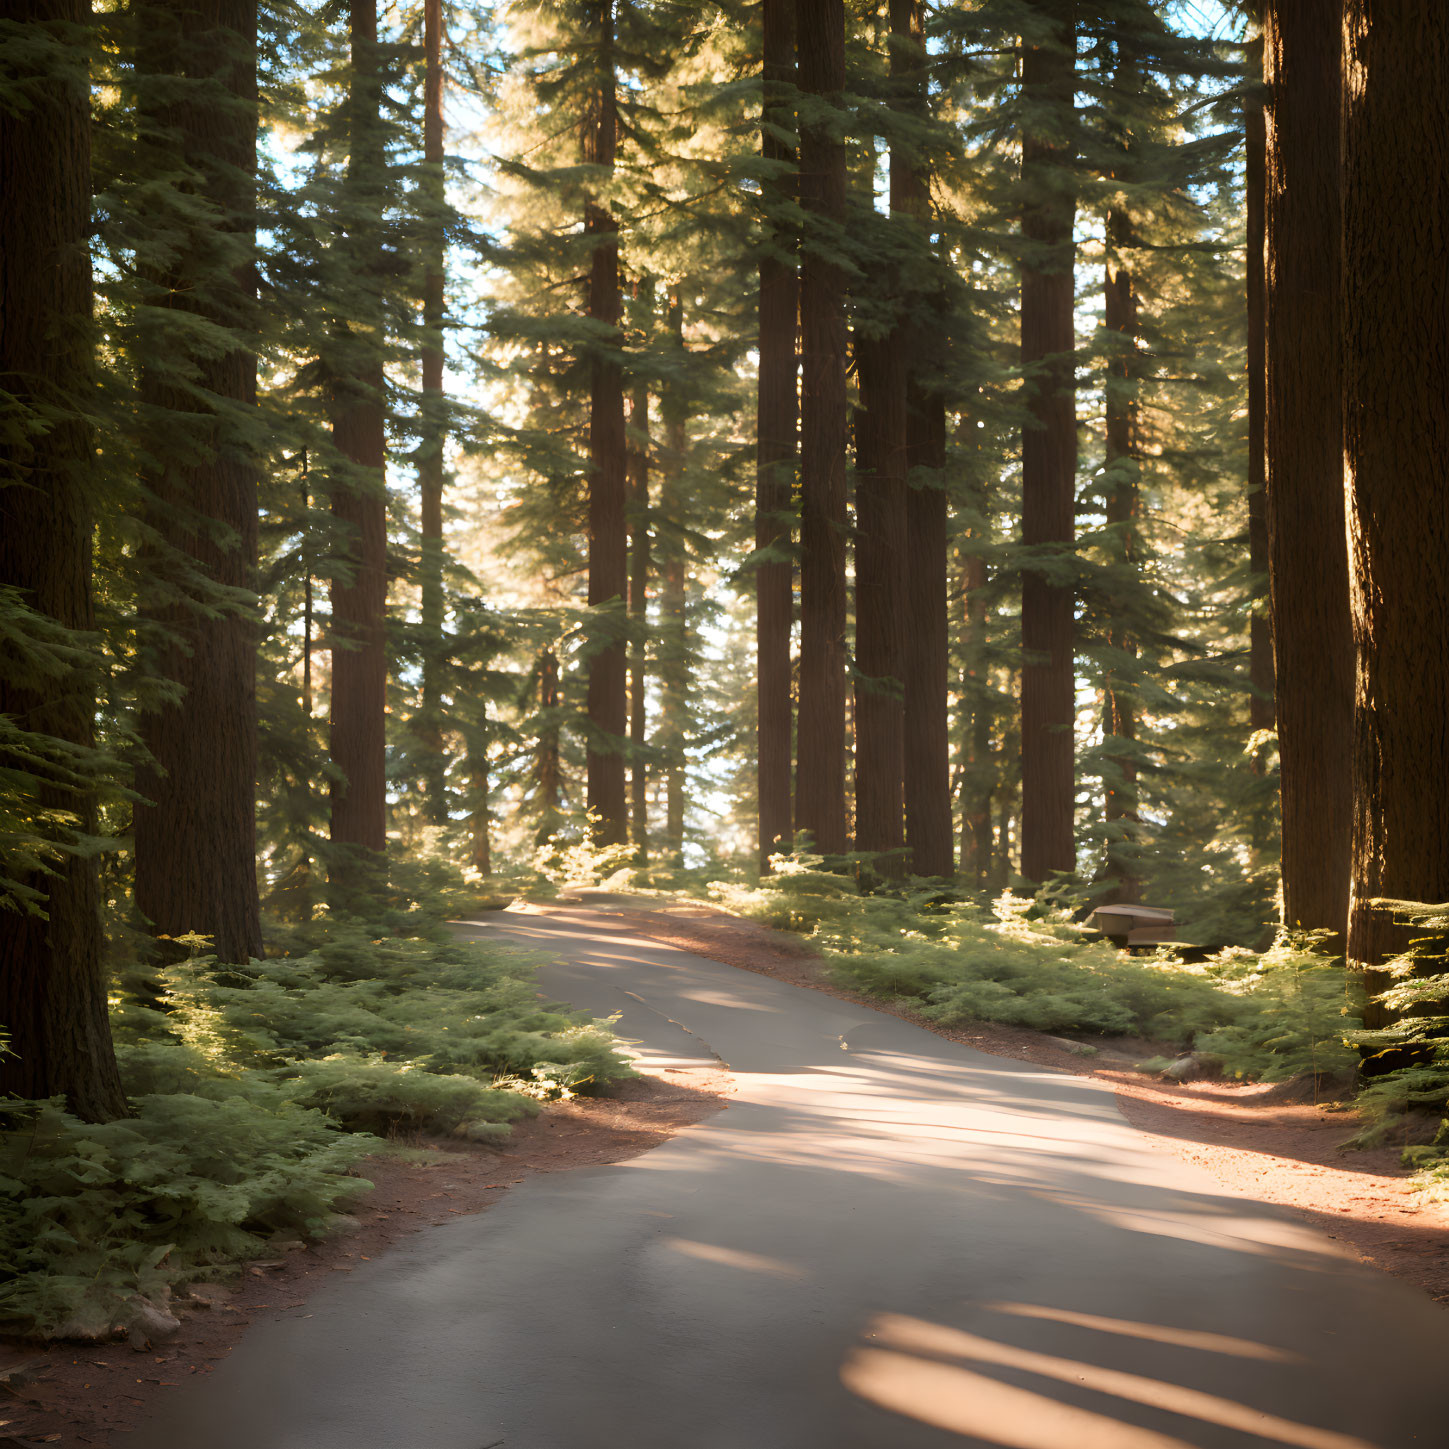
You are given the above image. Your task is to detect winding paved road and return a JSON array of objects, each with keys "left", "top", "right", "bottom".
[{"left": 121, "top": 904, "right": 1449, "bottom": 1448}]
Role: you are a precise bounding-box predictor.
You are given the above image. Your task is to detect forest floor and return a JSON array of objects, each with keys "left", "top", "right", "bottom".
[{"left": 6, "top": 895, "right": 1446, "bottom": 1447}]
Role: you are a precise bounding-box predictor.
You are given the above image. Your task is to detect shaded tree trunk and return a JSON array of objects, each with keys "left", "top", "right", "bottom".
[
  {"left": 132, "top": 0, "right": 262, "bottom": 963},
  {"left": 0, "top": 0, "right": 128, "bottom": 1120},
  {"left": 329, "top": 0, "right": 389, "bottom": 858},
  {"left": 794, "top": 0, "right": 849, "bottom": 856},
  {"left": 468, "top": 713, "right": 490, "bottom": 877},
  {"left": 1019, "top": 4, "right": 1077, "bottom": 884},
  {"left": 1263, "top": 0, "right": 1352, "bottom": 943},
  {"left": 583, "top": 0, "right": 628, "bottom": 845},
  {"left": 416, "top": 0, "right": 447, "bottom": 821},
  {"left": 852, "top": 332, "right": 906, "bottom": 872},
  {"left": 1342, "top": 0, "right": 1449, "bottom": 1009},
  {"left": 628, "top": 363, "right": 651, "bottom": 858},
  {"left": 757, "top": 0, "right": 798, "bottom": 870},
  {"left": 1099, "top": 204, "right": 1141, "bottom": 904},
  {"left": 961, "top": 542, "right": 994, "bottom": 885}
]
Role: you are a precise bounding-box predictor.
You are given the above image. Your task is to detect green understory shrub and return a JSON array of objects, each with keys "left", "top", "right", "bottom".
[{"left": 1, "top": 923, "right": 635, "bottom": 1338}]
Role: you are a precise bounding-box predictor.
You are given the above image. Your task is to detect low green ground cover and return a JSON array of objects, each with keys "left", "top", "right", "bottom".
[{"left": 1, "top": 907, "right": 634, "bottom": 1339}]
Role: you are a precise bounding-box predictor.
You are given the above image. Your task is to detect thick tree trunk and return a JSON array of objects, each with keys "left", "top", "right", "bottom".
[
  {"left": 132, "top": 0, "right": 262, "bottom": 965},
  {"left": 794, "top": 0, "right": 849, "bottom": 856},
  {"left": 416, "top": 0, "right": 447, "bottom": 821},
  {"left": 628, "top": 366, "right": 650, "bottom": 858},
  {"left": 1019, "top": 5, "right": 1077, "bottom": 884},
  {"left": 1342, "top": 1, "right": 1449, "bottom": 1008},
  {"left": 0, "top": 0, "right": 128, "bottom": 1120},
  {"left": 1100, "top": 205, "right": 1141, "bottom": 904},
  {"left": 1263, "top": 0, "right": 1352, "bottom": 943},
  {"left": 329, "top": 0, "right": 389, "bottom": 858},
  {"left": 583, "top": 0, "right": 628, "bottom": 845},
  {"left": 852, "top": 332, "right": 906, "bottom": 872},
  {"left": 757, "top": 0, "right": 797, "bottom": 871}
]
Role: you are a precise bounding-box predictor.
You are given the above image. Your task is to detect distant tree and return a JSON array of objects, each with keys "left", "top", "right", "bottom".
[{"left": 0, "top": 0, "right": 128, "bottom": 1120}]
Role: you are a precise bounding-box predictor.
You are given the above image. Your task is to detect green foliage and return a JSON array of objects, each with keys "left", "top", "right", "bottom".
[
  {"left": 2, "top": 925, "right": 634, "bottom": 1338},
  {"left": 0, "top": 1090, "right": 371, "bottom": 1339}
]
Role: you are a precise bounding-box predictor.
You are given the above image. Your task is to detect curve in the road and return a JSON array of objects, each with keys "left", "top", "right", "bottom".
[{"left": 118, "top": 905, "right": 1449, "bottom": 1449}]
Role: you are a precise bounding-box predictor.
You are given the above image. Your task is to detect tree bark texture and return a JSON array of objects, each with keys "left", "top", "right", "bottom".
[
  {"left": 1019, "top": 5, "right": 1077, "bottom": 884},
  {"left": 1099, "top": 205, "right": 1141, "bottom": 904},
  {"left": 329, "top": 0, "right": 389, "bottom": 856},
  {"left": 628, "top": 370, "right": 650, "bottom": 857},
  {"left": 1263, "top": 0, "right": 1352, "bottom": 942},
  {"left": 416, "top": 0, "right": 447, "bottom": 821},
  {"left": 893, "top": 0, "right": 952, "bottom": 878},
  {"left": 757, "top": 0, "right": 797, "bottom": 870},
  {"left": 1245, "top": 38, "right": 1275, "bottom": 750},
  {"left": 132, "top": 0, "right": 263, "bottom": 964},
  {"left": 960, "top": 539, "right": 994, "bottom": 884},
  {"left": 794, "top": 0, "right": 849, "bottom": 856},
  {"left": 853, "top": 334, "right": 906, "bottom": 869},
  {"left": 584, "top": 0, "right": 628, "bottom": 846},
  {"left": 1341, "top": 1, "right": 1449, "bottom": 997},
  {"left": 0, "top": 0, "right": 128, "bottom": 1120},
  {"left": 533, "top": 649, "right": 562, "bottom": 844}
]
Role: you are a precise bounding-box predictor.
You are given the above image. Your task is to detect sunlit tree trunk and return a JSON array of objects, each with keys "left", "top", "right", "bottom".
[
  {"left": 1342, "top": 0, "right": 1449, "bottom": 1013},
  {"left": 0, "top": 0, "right": 128, "bottom": 1120},
  {"left": 628, "top": 360, "right": 651, "bottom": 858}
]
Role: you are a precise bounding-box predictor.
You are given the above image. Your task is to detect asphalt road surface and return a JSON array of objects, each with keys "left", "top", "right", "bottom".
[{"left": 119, "top": 904, "right": 1449, "bottom": 1449}]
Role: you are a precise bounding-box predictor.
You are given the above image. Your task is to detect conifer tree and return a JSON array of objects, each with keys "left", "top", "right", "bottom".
[
  {"left": 627, "top": 335, "right": 650, "bottom": 856},
  {"left": 328, "top": 0, "right": 390, "bottom": 859},
  {"left": 1342, "top": 0, "right": 1449, "bottom": 996},
  {"left": 582, "top": 0, "right": 629, "bottom": 846},
  {"left": 756, "top": 0, "right": 797, "bottom": 869},
  {"left": 0, "top": 0, "right": 128, "bottom": 1119},
  {"left": 795, "top": 0, "right": 849, "bottom": 856},
  {"left": 1018, "top": 0, "right": 1077, "bottom": 883},
  {"left": 1262, "top": 0, "right": 1352, "bottom": 943},
  {"left": 130, "top": 0, "right": 264, "bottom": 963}
]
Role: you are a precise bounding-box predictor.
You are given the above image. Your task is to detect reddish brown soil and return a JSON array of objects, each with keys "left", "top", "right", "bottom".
[
  {"left": 588, "top": 900, "right": 1449, "bottom": 1305},
  {"left": 0, "top": 1059, "right": 729, "bottom": 1448}
]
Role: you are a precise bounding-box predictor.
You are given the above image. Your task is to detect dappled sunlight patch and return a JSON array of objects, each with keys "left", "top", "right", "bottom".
[
  {"left": 982, "top": 1302, "right": 1303, "bottom": 1362},
  {"left": 842, "top": 1313, "right": 1376, "bottom": 1449},
  {"left": 661, "top": 1237, "right": 805, "bottom": 1278}
]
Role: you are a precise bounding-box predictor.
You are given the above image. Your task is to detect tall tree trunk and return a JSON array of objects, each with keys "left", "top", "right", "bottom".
[
  {"left": 329, "top": 0, "right": 389, "bottom": 858},
  {"left": 1099, "top": 204, "right": 1141, "bottom": 904},
  {"left": 1342, "top": 0, "right": 1449, "bottom": 1008},
  {"left": 794, "top": 0, "right": 848, "bottom": 856},
  {"left": 0, "top": 0, "right": 128, "bottom": 1120},
  {"left": 628, "top": 362, "right": 650, "bottom": 858},
  {"left": 659, "top": 293, "right": 688, "bottom": 866},
  {"left": 961, "top": 542, "right": 994, "bottom": 884},
  {"left": 852, "top": 330, "right": 906, "bottom": 872},
  {"left": 757, "top": 0, "right": 798, "bottom": 871},
  {"left": 534, "top": 648, "right": 562, "bottom": 845},
  {"left": 416, "top": 0, "right": 447, "bottom": 821},
  {"left": 1263, "top": 0, "right": 1352, "bottom": 943},
  {"left": 1245, "top": 38, "right": 1276, "bottom": 864},
  {"left": 132, "top": 0, "right": 262, "bottom": 965},
  {"left": 468, "top": 712, "right": 491, "bottom": 877},
  {"left": 1019, "top": 4, "right": 1077, "bottom": 884},
  {"left": 583, "top": 0, "right": 628, "bottom": 845}
]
